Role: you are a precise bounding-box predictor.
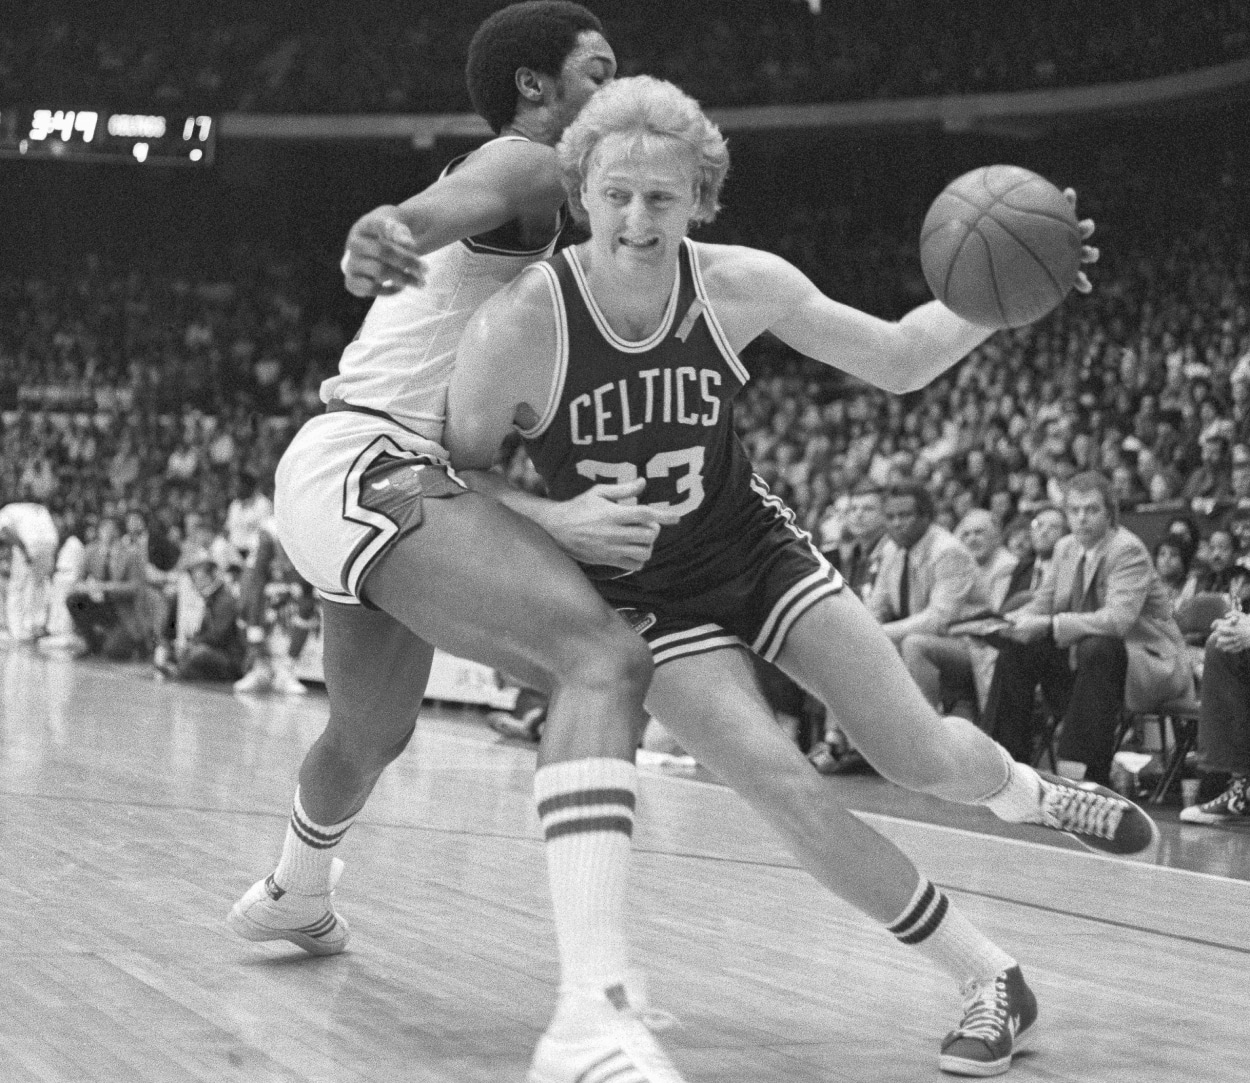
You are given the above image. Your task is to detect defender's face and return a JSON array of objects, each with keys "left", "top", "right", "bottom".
[
  {"left": 551, "top": 31, "right": 616, "bottom": 135},
  {"left": 583, "top": 133, "right": 699, "bottom": 270}
]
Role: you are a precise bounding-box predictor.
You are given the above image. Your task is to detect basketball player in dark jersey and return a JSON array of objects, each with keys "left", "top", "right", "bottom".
[
  {"left": 445, "top": 76, "right": 1147, "bottom": 1078},
  {"left": 230, "top": 11, "right": 693, "bottom": 1082}
]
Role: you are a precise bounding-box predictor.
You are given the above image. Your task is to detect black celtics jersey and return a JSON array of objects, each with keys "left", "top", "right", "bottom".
[{"left": 522, "top": 238, "right": 789, "bottom": 592}]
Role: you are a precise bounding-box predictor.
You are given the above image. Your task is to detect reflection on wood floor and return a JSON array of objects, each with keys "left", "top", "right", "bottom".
[{"left": 2, "top": 645, "right": 1247, "bottom": 1083}]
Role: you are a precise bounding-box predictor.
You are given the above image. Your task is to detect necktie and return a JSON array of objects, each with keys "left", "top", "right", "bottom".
[
  {"left": 899, "top": 548, "right": 911, "bottom": 618},
  {"left": 1030, "top": 560, "right": 1043, "bottom": 592},
  {"left": 1071, "top": 553, "right": 1098, "bottom": 612}
]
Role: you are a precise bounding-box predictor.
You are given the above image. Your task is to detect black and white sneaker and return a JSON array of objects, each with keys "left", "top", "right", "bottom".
[
  {"left": 940, "top": 965, "right": 1037, "bottom": 1077},
  {"left": 1179, "top": 776, "right": 1250, "bottom": 824},
  {"left": 1035, "top": 771, "right": 1159, "bottom": 855}
]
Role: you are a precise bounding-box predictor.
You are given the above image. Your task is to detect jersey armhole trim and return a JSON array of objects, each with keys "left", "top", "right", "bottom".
[
  {"left": 686, "top": 239, "right": 752, "bottom": 387},
  {"left": 516, "top": 262, "right": 569, "bottom": 440}
]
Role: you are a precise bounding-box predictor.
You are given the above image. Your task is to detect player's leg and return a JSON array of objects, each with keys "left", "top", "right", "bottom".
[
  {"left": 775, "top": 591, "right": 1158, "bottom": 855},
  {"left": 648, "top": 648, "right": 1034, "bottom": 1077},
  {"left": 364, "top": 493, "right": 678, "bottom": 1082},
  {"left": 229, "top": 600, "right": 431, "bottom": 954}
]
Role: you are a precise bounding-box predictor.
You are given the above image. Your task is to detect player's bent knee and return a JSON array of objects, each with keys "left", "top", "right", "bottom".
[{"left": 554, "top": 614, "right": 654, "bottom": 696}]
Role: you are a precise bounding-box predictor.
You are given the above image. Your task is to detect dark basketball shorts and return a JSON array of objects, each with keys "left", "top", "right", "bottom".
[
  {"left": 274, "top": 410, "right": 467, "bottom": 605},
  {"left": 596, "top": 519, "right": 844, "bottom": 667}
]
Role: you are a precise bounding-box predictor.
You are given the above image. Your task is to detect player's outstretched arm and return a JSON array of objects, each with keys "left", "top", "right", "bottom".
[
  {"left": 341, "top": 140, "right": 567, "bottom": 297},
  {"left": 446, "top": 276, "right": 679, "bottom": 572},
  {"left": 702, "top": 192, "right": 1095, "bottom": 395}
]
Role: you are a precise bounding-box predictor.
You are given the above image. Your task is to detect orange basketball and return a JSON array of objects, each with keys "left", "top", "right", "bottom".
[{"left": 920, "top": 165, "right": 1083, "bottom": 329}]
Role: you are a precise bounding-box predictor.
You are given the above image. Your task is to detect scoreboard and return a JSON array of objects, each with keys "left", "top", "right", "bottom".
[{"left": 0, "top": 106, "right": 215, "bottom": 166}]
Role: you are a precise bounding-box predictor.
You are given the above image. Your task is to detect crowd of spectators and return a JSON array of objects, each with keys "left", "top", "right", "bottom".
[{"left": 3, "top": 0, "right": 1248, "bottom": 114}]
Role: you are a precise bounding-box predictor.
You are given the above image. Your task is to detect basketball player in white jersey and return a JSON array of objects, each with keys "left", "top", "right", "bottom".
[
  {"left": 229, "top": 9, "right": 692, "bottom": 1081},
  {"left": 445, "top": 77, "right": 1146, "bottom": 1078},
  {"left": 0, "top": 499, "right": 59, "bottom": 643}
]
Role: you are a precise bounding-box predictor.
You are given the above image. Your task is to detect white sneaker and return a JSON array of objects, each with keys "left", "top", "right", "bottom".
[
  {"left": 227, "top": 857, "right": 349, "bottom": 955},
  {"left": 528, "top": 979, "right": 686, "bottom": 1083},
  {"left": 271, "top": 661, "right": 308, "bottom": 696},
  {"left": 233, "top": 662, "right": 273, "bottom": 695}
]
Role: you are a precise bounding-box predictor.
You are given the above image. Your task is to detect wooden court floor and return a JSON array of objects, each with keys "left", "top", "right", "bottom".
[{"left": 1, "top": 644, "right": 1248, "bottom": 1083}]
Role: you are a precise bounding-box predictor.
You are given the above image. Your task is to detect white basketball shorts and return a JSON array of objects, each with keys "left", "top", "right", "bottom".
[{"left": 274, "top": 407, "right": 467, "bottom": 606}]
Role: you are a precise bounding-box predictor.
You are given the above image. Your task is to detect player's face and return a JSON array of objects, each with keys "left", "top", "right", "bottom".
[
  {"left": 582, "top": 133, "right": 699, "bottom": 270},
  {"left": 551, "top": 31, "right": 616, "bottom": 135}
]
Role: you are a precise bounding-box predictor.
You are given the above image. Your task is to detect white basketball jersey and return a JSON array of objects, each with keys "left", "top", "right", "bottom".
[{"left": 320, "top": 135, "right": 566, "bottom": 444}]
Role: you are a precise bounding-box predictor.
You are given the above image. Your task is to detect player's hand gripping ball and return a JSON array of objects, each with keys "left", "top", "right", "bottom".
[{"left": 920, "top": 165, "right": 1094, "bottom": 329}]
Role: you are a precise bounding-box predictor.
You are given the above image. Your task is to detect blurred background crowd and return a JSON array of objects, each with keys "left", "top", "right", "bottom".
[{"left": 4, "top": 0, "right": 1248, "bottom": 112}]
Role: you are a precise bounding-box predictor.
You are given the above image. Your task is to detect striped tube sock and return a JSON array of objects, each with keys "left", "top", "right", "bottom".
[
  {"left": 534, "top": 757, "right": 636, "bottom": 990},
  {"left": 981, "top": 744, "right": 1044, "bottom": 823},
  {"left": 886, "top": 877, "right": 1015, "bottom": 987},
  {"left": 273, "top": 786, "right": 355, "bottom": 894}
]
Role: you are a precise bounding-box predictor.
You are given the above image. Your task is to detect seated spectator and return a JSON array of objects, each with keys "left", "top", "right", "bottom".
[
  {"left": 869, "top": 481, "right": 979, "bottom": 647},
  {"left": 0, "top": 498, "right": 59, "bottom": 642},
  {"left": 1180, "top": 606, "right": 1250, "bottom": 825},
  {"left": 982, "top": 472, "right": 1191, "bottom": 785},
  {"left": 899, "top": 509, "right": 1011, "bottom": 720},
  {"left": 1154, "top": 537, "right": 1199, "bottom": 614},
  {"left": 826, "top": 480, "right": 887, "bottom": 601},
  {"left": 155, "top": 553, "right": 246, "bottom": 682},
  {"left": 66, "top": 511, "right": 155, "bottom": 660},
  {"left": 1003, "top": 506, "right": 1068, "bottom": 608},
  {"left": 1195, "top": 528, "right": 1242, "bottom": 594}
]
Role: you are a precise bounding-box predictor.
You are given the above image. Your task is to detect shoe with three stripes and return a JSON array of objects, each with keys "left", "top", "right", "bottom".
[
  {"left": 227, "top": 857, "right": 349, "bottom": 955},
  {"left": 940, "top": 965, "right": 1038, "bottom": 1076},
  {"left": 527, "top": 979, "right": 686, "bottom": 1083}
]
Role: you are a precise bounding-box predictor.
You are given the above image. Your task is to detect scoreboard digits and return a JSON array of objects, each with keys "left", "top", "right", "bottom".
[{"left": 0, "top": 106, "right": 215, "bottom": 166}]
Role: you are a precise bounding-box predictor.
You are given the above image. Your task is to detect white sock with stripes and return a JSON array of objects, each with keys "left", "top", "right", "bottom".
[
  {"left": 981, "top": 744, "right": 1045, "bottom": 823},
  {"left": 273, "top": 786, "right": 355, "bottom": 894},
  {"left": 886, "top": 877, "right": 1015, "bottom": 987},
  {"left": 535, "top": 757, "right": 636, "bottom": 992}
]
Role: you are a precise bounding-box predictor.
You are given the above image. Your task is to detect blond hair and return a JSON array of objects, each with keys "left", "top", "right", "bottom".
[{"left": 556, "top": 75, "right": 729, "bottom": 226}]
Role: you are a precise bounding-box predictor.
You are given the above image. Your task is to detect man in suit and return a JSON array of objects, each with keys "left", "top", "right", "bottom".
[
  {"left": 1003, "top": 505, "right": 1068, "bottom": 608},
  {"left": 983, "top": 472, "right": 1191, "bottom": 785},
  {"left": 900, "top": 509, "right": 1012, "bottom": 719},
  {"left": 829, "top": 481, "right": 888, "bottom": 601},
  {"left": 869, "top": 481, "right": 983, "bottom": 647}
]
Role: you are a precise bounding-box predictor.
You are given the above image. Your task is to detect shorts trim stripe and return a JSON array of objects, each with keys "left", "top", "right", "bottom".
[
  {"left": 316, "top": 588, "right": 362, "bottom": 606},
  {"left": 338, "top": 436, "right": 410, "bottom": 599},
  {"left": 748, "top": 473, "right": 814, "bottom": 544},
  {"left": 754, "top": 567, "right": 844, "bottom": 661},
  {"left": 650, "top": 625, "right": 745, "bottom": 665}
]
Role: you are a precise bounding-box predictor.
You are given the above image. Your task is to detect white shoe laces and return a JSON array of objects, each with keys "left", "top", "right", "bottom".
[
  {"left": 953, "top": 974, "right": 1010, "bottom": 1043},
  {"left": 1041, "top": 780, "right": 1124, "bottom": 839}
]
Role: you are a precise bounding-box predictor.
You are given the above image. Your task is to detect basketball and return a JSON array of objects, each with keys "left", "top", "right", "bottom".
[{"left": 920, "top": 165, "right": 1084, "bottom": 329}]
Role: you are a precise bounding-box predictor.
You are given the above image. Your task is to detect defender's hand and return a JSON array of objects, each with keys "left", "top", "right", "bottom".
[
  {"left": 548, "top": 478, "right": 682, "bottom": 571},
  {"left": 341, "top": 207, "right": 427, "bottom": 297}
]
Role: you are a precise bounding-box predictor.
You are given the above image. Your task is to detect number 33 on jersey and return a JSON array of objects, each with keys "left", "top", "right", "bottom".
[{"left": 522, "top": 238, "right": 782, "bottom": 576}]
